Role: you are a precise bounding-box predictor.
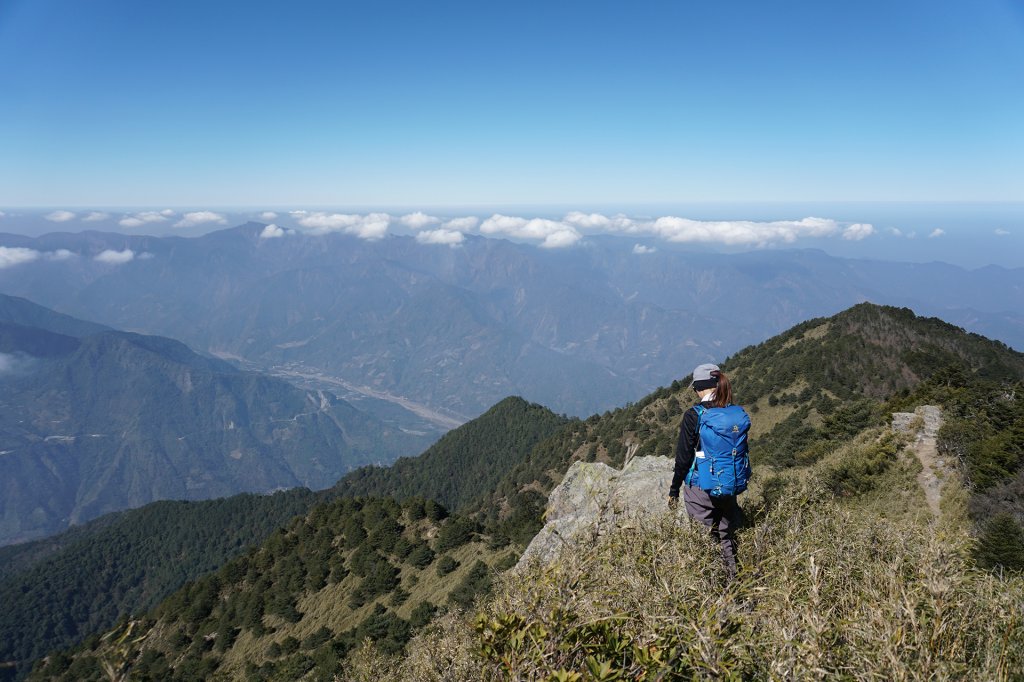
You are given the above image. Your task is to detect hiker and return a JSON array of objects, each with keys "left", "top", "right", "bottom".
[{"left": 668, "top": 363, "right": 751, "bottom": 580}]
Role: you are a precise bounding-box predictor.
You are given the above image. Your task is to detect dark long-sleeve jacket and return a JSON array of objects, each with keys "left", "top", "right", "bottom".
[{"left": 669, "top": 399, "right": 715, "bottom": 497}]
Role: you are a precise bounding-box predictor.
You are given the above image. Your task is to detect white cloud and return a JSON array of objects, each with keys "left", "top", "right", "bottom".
[
  {"left": 889, "top": 227, "right": 903, "bottom": 237},
  {"left": 0, "top": 247, "right": 41, "bottom": 269},
  {"left": 82, "top": 211, "right": 110, "bottom": 222},
  {"left": 632, "top": 244, "right": 657, "bottom": 254},
  {"left": 995, "top": 228, "right": 1011, "bottom": 236},
  {"left": 137, "top": 252, "right": 155, "bottom": 260},
  {"left": 119, "top": 211, "right": 170, "bottom": 228},
  {"left": 95, "top": 249, "right": 135, "bottom": 264},
  {"left": 278, "top": 209, "right": 882, "bottom": 250},
  {"left": 842, "top": 223, "right": 875, "bottom": 241},
  {"left": 400, "top": 212, "right": 440, "bottom": 229},
  {"left": 928, "top": 229, "right": 945, "bottom": 239},
  {"left": 259, "top": 224, "right": 288, "bottom": 239},
  {"left": 541, "top": 229, "right": 583, "bottom": 248},
  {"left": 564, "top": 212, "right": 637, "bottom": 231},
  {"left": 479, "top": 214, "right": 582, "bottom": 248},
  {"left": 441, "top": 216, "right": 480, "bottom": 231},
  {"left": 0, "top": 352, "right": 36, "bottom": 376},
  {"left": 294, "top": 212, "right": 392, "bottom": 240},
  {"left": 0, "top": 211, "right": 6, "bottom": 218},
  {"left": 646, "top": 216, "right": 840, "bottom": 246},
  {"left": 0, "top": 247, "right": 80, "bottom": 268},
  {"left": 46, "top": 249, "right": 76, "bottom": 261},
  {"left": 416, "top": 228, "right": 465, "bottom": 246},
  {"left": 45, "top": 210, "right": 76, "bottom": 222},
  {"left": 259, "top": 211, "right": 278, "bottom": 221},
  {"left": 174, "top": 211, "right": 228, "bottom": 228},
  {"left": 558, "top": 212, "right": 870, "bottom": 247},
  {"left": 476, "top": 212, "right": 865, "bottom": 249}
]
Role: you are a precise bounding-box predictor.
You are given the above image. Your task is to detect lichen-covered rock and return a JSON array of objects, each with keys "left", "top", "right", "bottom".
[
  {"left": 892, "top": 405, "right": 941, "bottom": 440},
  {"left": 517, "top": 456, "right": 675, "bottom": 568}
]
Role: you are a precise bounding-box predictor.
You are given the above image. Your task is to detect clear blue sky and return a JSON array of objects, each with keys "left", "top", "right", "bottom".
[{"left": 0, "top": 0, "right": 1022, "bottom": 206}]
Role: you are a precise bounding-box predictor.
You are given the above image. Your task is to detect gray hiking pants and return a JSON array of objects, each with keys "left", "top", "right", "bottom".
[{"left": 683, "top": 483, "right": 742, "bottom": 579}]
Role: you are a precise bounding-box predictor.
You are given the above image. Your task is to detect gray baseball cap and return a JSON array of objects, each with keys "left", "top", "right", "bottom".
[{"left": 691, "top": 363, "right": 721, "bottom": 386}]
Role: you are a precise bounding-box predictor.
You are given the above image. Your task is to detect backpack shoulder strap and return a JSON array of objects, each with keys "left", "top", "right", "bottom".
[{"left": 685, "top": 404, "right": 706, "bottom": 487}]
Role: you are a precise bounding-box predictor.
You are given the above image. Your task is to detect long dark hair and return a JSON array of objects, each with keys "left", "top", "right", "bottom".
[{"left": 710, "top": 370, "right": 733, "bottom": 408}]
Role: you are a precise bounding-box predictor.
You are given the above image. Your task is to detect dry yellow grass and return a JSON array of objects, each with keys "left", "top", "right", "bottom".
[{"left": 347, "top": 477, "right": 1024, "bottom": 681}]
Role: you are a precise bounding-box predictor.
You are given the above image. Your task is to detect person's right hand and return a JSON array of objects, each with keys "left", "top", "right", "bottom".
[{"left": 668, "top": 496, "right": 679, "bottom": 510}]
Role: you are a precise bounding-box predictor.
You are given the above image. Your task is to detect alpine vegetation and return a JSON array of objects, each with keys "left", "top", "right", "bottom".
[{"left": 391, "top": 485, "right": 1024, "bottom": 680}]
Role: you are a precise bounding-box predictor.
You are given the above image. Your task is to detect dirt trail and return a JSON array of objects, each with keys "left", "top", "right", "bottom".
[{"left": 892, "top": 405, "right": 945, "bottom": 517}]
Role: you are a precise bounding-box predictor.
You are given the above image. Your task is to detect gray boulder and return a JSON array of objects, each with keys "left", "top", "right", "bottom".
[{"left": 517, "top": 455, "right": 676, "bottom": 568}]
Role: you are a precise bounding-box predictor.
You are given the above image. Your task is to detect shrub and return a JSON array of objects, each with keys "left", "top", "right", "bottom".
[
  {"left": 302, "top": 626, "right": 333, "bottom": 650},
  {"left": 406, "top": 543, "right": 435, "bottom": 569},
  {"left": 448, "top": 561, "right": 492, "bottom": 610},
  {"left": 436, "top": 555, "right": 459, "bottom": 577},
  {"left": 434, "top": 517, "right": 480, "bottom": 553},
  {"left": 409, "top": 601, "right": 437, "bottom": 629},
  {"left": 824, "top": 431, "right": 900, "bottom": 496},
  {"left": 977, "top": 513, "right": 1024, "bottom": 573}
]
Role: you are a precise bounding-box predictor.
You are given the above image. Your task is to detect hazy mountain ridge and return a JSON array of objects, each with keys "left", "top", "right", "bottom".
[
  {"left": 23, "top": 303, "right": 1024, "bottom": 680},
  {"left": 0, "top": 296, "right": 434, "bottom": 546},
  {"left": 2, "top": 225, "right": 1022, "bottom": 422}
]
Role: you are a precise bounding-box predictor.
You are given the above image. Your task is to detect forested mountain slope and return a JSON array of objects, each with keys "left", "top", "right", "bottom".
[
  {"left": 335, "top": 396, "right": 571, "bottom": 513},
  {"left": 29, "top": 497, "right": 511, "bottom": 682},
  {"left": 0, "top": 490, "right": 319, "bottom": 678},
  {"left": 0, "top": 394, "right": 569, "bottom": 680}
]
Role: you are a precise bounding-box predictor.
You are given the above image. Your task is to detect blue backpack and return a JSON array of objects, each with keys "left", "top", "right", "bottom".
[{"left": 685, "top": 404, "right": 751, "bottom": 497}]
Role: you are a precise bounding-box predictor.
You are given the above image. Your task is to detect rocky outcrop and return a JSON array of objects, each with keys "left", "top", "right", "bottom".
[
  {"left": 891, "top": 405, "right": 942, "bottom": 439},
  {"left": 518, "top": 456, "right": 676, "bottom": 567},
  {"left": 891, "top": 405, "right": 945, "bottom": 517}
]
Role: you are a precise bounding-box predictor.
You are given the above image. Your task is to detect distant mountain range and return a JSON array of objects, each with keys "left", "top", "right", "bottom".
[
  {"left": 0, "top": 295, "right": 433, "bottom": 546},
  {"left": 1, "top": 224, "right": 1021, "bottom": 424}
]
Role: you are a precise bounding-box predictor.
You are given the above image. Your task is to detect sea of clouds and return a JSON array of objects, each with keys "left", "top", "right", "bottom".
[
  {"left": 3, "top": 205, "right": 993, "bottom": 270},
  {"left": 267, "top": 210, "right": 879, "bottom": 250}
]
